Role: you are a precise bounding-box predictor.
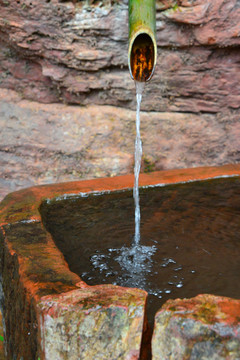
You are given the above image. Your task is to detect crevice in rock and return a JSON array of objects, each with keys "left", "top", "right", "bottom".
[{"left": 139, "top": 297, "right": 155, "bottom": 360}]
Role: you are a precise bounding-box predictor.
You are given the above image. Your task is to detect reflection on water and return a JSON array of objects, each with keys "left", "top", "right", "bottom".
[{"left": 40, "top": 176, "right": 240, "bottom": 327}]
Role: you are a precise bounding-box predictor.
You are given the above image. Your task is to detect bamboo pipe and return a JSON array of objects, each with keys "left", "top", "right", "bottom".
[{"left": 128, "top": 0, "right": 157, "bottom": 82}]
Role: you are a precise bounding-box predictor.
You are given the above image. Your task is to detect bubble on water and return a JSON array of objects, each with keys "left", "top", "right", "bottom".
[
  {"left": 99, "top": 263, "right": 108, "bottom": 272},
  {"left": 164, "top": 289, "right": 171, "bottom": 294},
  {"left": 176, "top": 281, "right": 183, "bottom": 288},
  {"left": 161, "top": 258, "right": 176, "bottom": 267},
  {"left": 174, "top": 265, "right": 183, "bottom": 271},
  {"left": 90, "top": 254, "right": 110, "bottom": 272},
  {"left": 105, "top": 270, "right": 117, "bottom": 278},
  {"left": 148, "top": 289, "right": 163, "bottom": 298}
]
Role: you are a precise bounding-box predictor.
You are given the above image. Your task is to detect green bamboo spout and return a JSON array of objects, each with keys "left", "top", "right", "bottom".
[{"left": 128, "top": 0, "right": 157, "bottom": 82}]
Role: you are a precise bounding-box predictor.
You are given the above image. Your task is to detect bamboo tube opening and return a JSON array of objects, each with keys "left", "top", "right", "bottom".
[{"left": 129, "top": 33, "right": 155, "bottom": 82}]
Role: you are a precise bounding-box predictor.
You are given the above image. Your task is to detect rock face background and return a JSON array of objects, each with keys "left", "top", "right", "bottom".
[{"left": 0, "top": 0, "right": 240, "bottom": 199}]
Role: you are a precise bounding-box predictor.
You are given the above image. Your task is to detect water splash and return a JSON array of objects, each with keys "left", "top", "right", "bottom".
[
  {"left": 87, "top": 244, "right": 157, "bottom": 292},
  {"left": 82, "top": 245, "right": 187, "bottom": 299},
  {"left": 133, "top": 81, "right": 145, "bottom": 245}
]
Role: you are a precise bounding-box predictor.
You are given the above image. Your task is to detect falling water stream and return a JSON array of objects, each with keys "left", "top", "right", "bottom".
[
  {"left": 98, "top": 80, "right": 158, "bottom": 293},
  {"left": 133, "top": 81, "right": 145, "bottom": 245}
]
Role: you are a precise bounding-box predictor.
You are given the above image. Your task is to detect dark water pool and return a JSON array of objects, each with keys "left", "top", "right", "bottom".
[{"left": 40, "top": 177, "right": 240, "bottom": 327}]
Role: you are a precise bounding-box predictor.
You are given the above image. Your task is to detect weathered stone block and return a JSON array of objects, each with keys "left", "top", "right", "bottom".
[
  {"left": 152, "top": 294, "right": 240, "bottom": 360},
  {"left": 38, "top": 285, "right": 147, "bottom": 360}
]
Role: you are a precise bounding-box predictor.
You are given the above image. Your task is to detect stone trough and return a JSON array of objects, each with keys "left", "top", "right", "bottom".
[{"left": 1, "top": 164, "right": 240, "bottom": 360}]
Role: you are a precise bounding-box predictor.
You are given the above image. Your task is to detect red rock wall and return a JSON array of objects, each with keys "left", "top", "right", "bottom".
[
  {"left": 0, "top": 0, "right": 239, "bottom": 113},
  {"left": 0, "top": 0, "right": 239, "bottom": 199}
]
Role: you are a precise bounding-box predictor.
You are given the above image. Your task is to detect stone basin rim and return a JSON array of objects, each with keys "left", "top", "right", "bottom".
[
  {"left": 1, "top": 163, "right": 240, "bottom": 225},
  {"left": 1, "top": 163, "right": 240, "bottom": 300}
]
